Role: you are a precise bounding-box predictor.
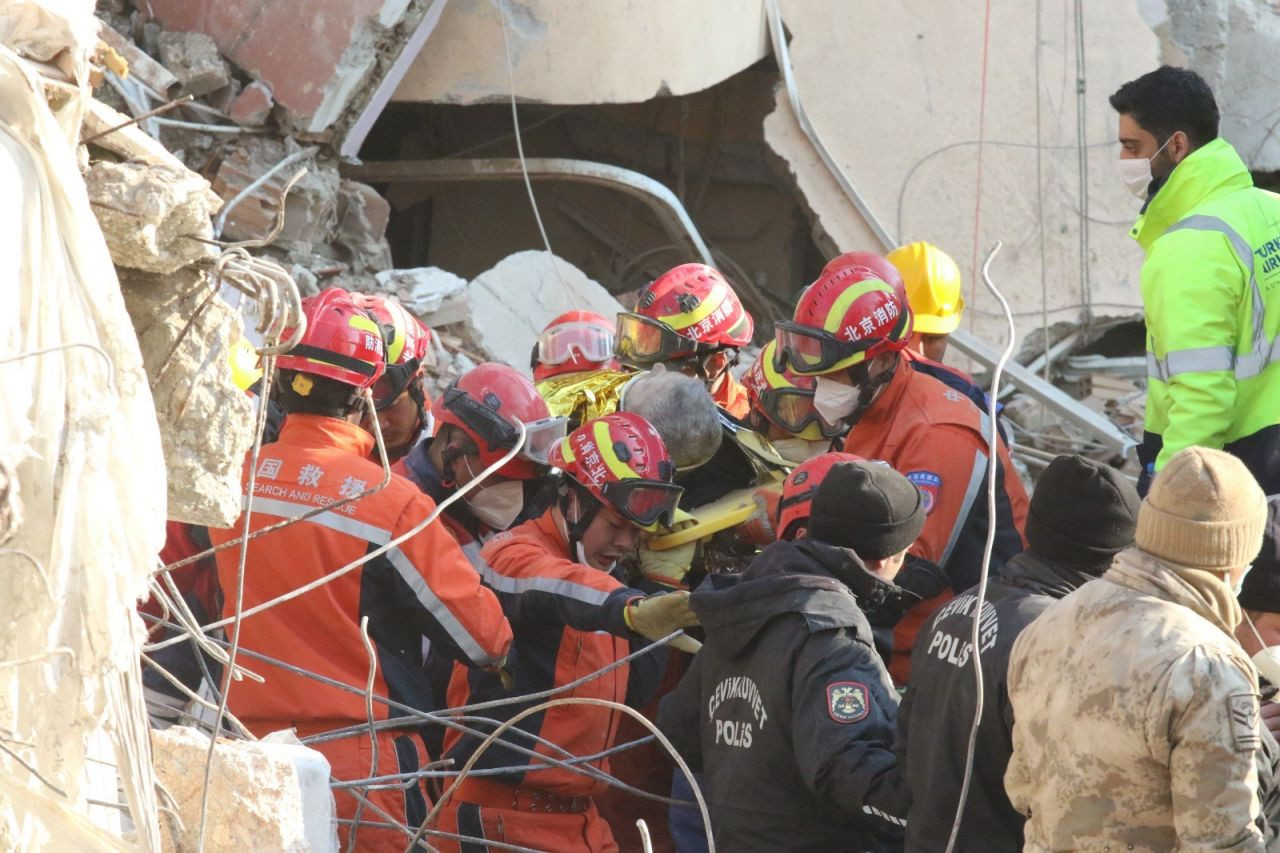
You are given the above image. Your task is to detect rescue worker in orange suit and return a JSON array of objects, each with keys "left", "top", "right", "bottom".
[
  {"left": 531, "top": 310, "right": 621, "bottom": 381},
  {"left": 394, "top": 363, "right": 566, "bottom": 546},
  {"left": 208, "top": 288, "right": 514, "bottom": 852},
  {"left": 351, "top": 292, "right": 435, "bottom": 463},
  {"left": 431, "top": 412, "right": 702, "bottom": 853},
  {"left": 774, "top": 255, "right": 1028, "bottom": 683},
  {"left": 885, "top": 242, "right": 1007, "bottom": 439},
  {"left": 615, "top": 263, "right": 755, "bottom": 419}
]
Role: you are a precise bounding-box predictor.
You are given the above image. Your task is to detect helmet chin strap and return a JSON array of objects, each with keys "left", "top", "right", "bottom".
[
  {"left": 559, "top": 479, "right": 601, "bottom": 564},
  {"left": 844, "top": 354, "right": 897, "bottom": 427}
]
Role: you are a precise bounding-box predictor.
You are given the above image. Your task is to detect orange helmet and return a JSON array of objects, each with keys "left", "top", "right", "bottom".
[
  {"left": 773, "top": 254, "right": 912, "bottom": 376},
  {"left": 616, "top": 263, "right": 754, "bottom": 367},
  {"left": 777, "top": 451, "right": 867, "bottom": 540},
  {"left": 532, "top": 310, "right": 619, "bottom": 381},
  {"left": 742, "top": 341, "right": 844, "bottom": 441},
  {"left": 349, "top": 293, "right": 432, "bottom": 410},
  {"left": 277, "top": 288, "right": 386, "bottom": 389},
  {"left": 433, "top": 363, "right": 566, "bottom": 480},
  {"left": 548, "top": 411, "right": 682, "bottom": 531}
]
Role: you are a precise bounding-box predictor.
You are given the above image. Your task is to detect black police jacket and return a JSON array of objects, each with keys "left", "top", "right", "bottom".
[
  {"left": 657, "top": 538, "right": 909, "bottom": 853},
  {"left": 896, "top": 550, "right": 1085, "bottom": 852}
]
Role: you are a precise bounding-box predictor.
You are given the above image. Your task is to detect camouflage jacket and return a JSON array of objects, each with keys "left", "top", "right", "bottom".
[{"left": 1006, "top": 547, "right": 1266, "bottom": 852}]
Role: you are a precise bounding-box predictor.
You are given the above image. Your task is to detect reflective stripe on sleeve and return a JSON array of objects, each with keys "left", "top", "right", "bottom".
[{"left": 940, "top": 450, "right": 988, "bottom": 569}]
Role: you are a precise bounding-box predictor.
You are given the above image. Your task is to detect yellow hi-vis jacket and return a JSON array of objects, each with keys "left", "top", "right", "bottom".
[{"left": 1134, "top": 137, "right": 1280, "bottom": 493}]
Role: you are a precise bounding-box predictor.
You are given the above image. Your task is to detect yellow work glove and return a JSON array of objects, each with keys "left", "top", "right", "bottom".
[
  {"left": 638, "top": 538, "right": 698, "bottom": 588},
  {"left": 625, "top": 591, "right": 702, "bottom": 653}
]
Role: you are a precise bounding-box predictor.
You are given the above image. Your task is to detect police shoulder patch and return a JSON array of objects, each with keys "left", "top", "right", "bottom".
[
  {"left": 906, "top": 471, "right": 942, "bottom": 514},
  {"left": 827, "top": 681, "right": 869, "bottom": 724},
  {"left": 1228, "top": 692, "right": 1261, "bottom": 753}
]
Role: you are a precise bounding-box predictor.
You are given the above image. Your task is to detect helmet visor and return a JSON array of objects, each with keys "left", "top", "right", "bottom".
[
  {"left": 537, "top": 322, "right": 615, "bottom": 365},
  {"left": 372, "top": 360, "right": 420, "bottom": 410},
  {"left": 774, "top": 321, "right": 873, "bottom": 376},
  {"left": 521, "top": 416, "right": 570, "bottom": 465},
  {"left": 761, "top": 387, "right": 846, "bottom": 439},
  {"left": 442, "top": 385, "right": 519, "bottom": 450},
  {"left": 602, "top": 478, "right": 684, "bottom": 528},
  {"left": 615, "top": 313, "right": 698, "bottom": 366}
]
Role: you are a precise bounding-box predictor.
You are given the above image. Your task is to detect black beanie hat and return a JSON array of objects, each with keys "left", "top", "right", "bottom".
[
  {"left": 1025, "top": 454, "right": 1140, "bottom": 573},
  {"left": 810, "top": 461, "right": 927, "bottom": 560},
  {"left": 1238, "top": 497, "right": 1280, "bottom": 613}
]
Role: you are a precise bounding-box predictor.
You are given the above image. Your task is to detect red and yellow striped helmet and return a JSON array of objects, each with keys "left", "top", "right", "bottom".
[
  {"left": 277, "top": 288, "right": 386, "bottom": 389},
  {"left": 615, "top": 263, "right": 753, "bottom": 366}
]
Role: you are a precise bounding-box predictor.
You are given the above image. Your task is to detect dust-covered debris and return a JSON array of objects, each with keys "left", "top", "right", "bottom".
[
  {"left": 156, "top": 31, "right": 230, "bottom": 97},
  {"left": 85, "top": 160, "right": 217, "bottom": 273},
  {"left": 120, "top": 267, "right": 254, "bottom": 527}
]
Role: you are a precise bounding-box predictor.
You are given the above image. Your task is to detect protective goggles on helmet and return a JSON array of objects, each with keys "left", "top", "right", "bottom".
[
  {"left": 442, "top": 386, "right": 568, "bottom": 464},
  {"left": 600, "top": 478, "right": 684, "bottom": 528},
  {"left": 372, "top": 360, "right": 422, "bottom": 410},
  {"left": 537, "top": 322, "right": 615, "bottom": 366},
  {"left": 757, "top": 386, "right": 846, "bottom": 439},
  {"left": 615, "top": 312, "right": 701, "bottom": 365},
  {"left": 773, "top": 321, "right": 882, "bottom": 376}
]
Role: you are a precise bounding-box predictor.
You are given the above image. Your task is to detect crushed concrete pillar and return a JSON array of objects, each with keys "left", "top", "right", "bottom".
[
  {"left": 120, "top": 267, "right": 254, "bottom": 528},
  {"left": 156, "top": 31, "right": 231, "bottom": 97},
  {"left": 85, "top": 161, "right": 218, "bottom": 274},
  {"left": 151, "top": 726, "right": 337, "bottom": 852}
]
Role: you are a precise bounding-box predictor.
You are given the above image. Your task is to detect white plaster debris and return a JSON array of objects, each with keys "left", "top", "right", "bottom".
[
  {"left": 375, "top": 265, "right": 469, "bottom": 321},
  {"left": 152, "top": 726, "right": 337, "bottom": 853},
  {"left": 462, "top": 251, "right": 625, "bottom": 373},
  {"left": 85, "top": 160, "right": 217, "bottom": 274}
]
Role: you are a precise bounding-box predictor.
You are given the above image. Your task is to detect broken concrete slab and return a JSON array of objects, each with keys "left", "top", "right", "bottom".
[
  {"left": 394, "top": 0, "right": 770, "bottom": 105},
  {"left": 145, "top": 0, "right": 429, "bottom": 134},
  {"left": 335, "top": 179, "right": 392, "bottom": 274},
  {"left": 229, "top": 80, "right": 273, "bottom": 127},
  {"left": 462, "top": 251, "right": 624, "bottom": 374},
  {"left": 119, "top": 267, "right": 254, "bottom": 528},
  {"left": 151, "top": 726, "right": 337, "bottom": 853},
  {"left": 84, "top": 160, "right": 217, "bottom": 274},
  {"left": 210, "top": 137, "right": 339, "bottom": 249},
  {"left": 763, "top": 0, "right": 1156, "bottom": 360},
  {"left": 375, "top": 266, "right": 469, "bottom": 325},
  {"left": 156, "top": 31, "right": 231, "bottom": 97},
  {"left": 1156, "top": 0, "right": 1280, "bottom": 171}
]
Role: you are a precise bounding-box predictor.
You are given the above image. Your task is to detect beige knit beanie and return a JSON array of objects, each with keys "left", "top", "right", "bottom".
[{"left": 1135, "top": 446, "right": 1267, "bottom": 571}]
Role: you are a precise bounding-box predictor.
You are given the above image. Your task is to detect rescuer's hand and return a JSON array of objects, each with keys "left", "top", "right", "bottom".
[
  {"left": 626, "top": 591, "right": 702, "bottom": 653},
  {"left": 737, "top": 487, "right": 781, "bottom": 546}
]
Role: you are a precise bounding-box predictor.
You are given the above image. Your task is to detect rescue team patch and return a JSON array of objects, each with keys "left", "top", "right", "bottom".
[
  {"left": 1229, "top": 692, "right": 1261, "bottom": 753},
  {"left": 906, "top": 471, "right": 942, "bottom": 514},
  {"left": 827, "top": 682, "right": 869, "bottom": 724}
]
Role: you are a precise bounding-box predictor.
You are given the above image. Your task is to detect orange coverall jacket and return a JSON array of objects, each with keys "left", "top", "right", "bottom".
[{"left": 844, "top": 364, "right": 1028, "bottom": 682}]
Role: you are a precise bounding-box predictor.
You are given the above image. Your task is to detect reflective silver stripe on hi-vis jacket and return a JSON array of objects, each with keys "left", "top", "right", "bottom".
[{"left": 1147, "top": 215, "right": 1271, "bottom": 382}]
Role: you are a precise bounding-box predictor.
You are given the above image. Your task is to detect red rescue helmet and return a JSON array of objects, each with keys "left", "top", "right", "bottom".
[
  {"left": 532, "top": 310, "right": 619, "bottom": 381},
  {"left": 277, "top": 287, "right": 386, "bottom": 390},
  {"left": 773, "top": 254, "right": 912, "bottom": 376},
  {"left": 433, "top": 363, "right": 566, "bottom": 480},
  {"left": 742, "top": 341, "right": 844, "bottom": 441},
  {"left": 777, "top": 451, "right": 868, "bottom": 540},
  {"left": 349, "top": 293, "right": 433, "bottom": 410},
  {"left": 615, "top": 263, "right": 754, "bottom": 367},
  {"left": 548, "top": 411, "right": 683, "bottom": 532}
]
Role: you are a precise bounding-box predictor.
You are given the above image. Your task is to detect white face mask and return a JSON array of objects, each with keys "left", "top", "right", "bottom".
[
  {"left": 466, "top": 479, "right": 525, "bottom": 531},
  {"left": 1117, "top": 135, "right": 1171, "bottom": 199},
  {"left": 771, "top": 437, "right": 830, "bottom": 466},
  {"left": 813, "top": 376, "right": 861, "bottom": 426},
  {"left": 1244, "top": 611, "right": 1280, "bottom": 684}
]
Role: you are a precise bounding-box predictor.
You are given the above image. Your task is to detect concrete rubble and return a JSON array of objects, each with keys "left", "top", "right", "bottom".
[
  {"left": 156, "top": 31, "right": 230, "bottom": 97},
  {"left": 120, "top": 267, "right": 255, "bottom": 527},
  {"left": 85, "top": 160, "right": 218, "bottom": 274},
  {"left": 151, "top": 726, "right": 337, "bottom": 853}
]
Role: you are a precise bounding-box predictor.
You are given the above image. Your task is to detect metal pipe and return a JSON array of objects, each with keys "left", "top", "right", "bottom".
[{"left": 342, "top": 157, "right": 715, "bottom": 267}]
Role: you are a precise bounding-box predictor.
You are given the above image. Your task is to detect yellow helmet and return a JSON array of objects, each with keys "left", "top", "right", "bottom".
[
  {"left": 887, "top": 241, "right": 964, "bottom": 336},
  {"left": 228, "top": 337, "right": 262, "bottom": 392}
]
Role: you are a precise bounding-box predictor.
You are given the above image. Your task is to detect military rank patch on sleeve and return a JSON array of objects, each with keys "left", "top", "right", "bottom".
[
  {"left": 827, "top": 682, "right": 869, "bottom": 724},
  {"left": 1228, "top": 692, "right": 1261, "bottom": 753}
]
